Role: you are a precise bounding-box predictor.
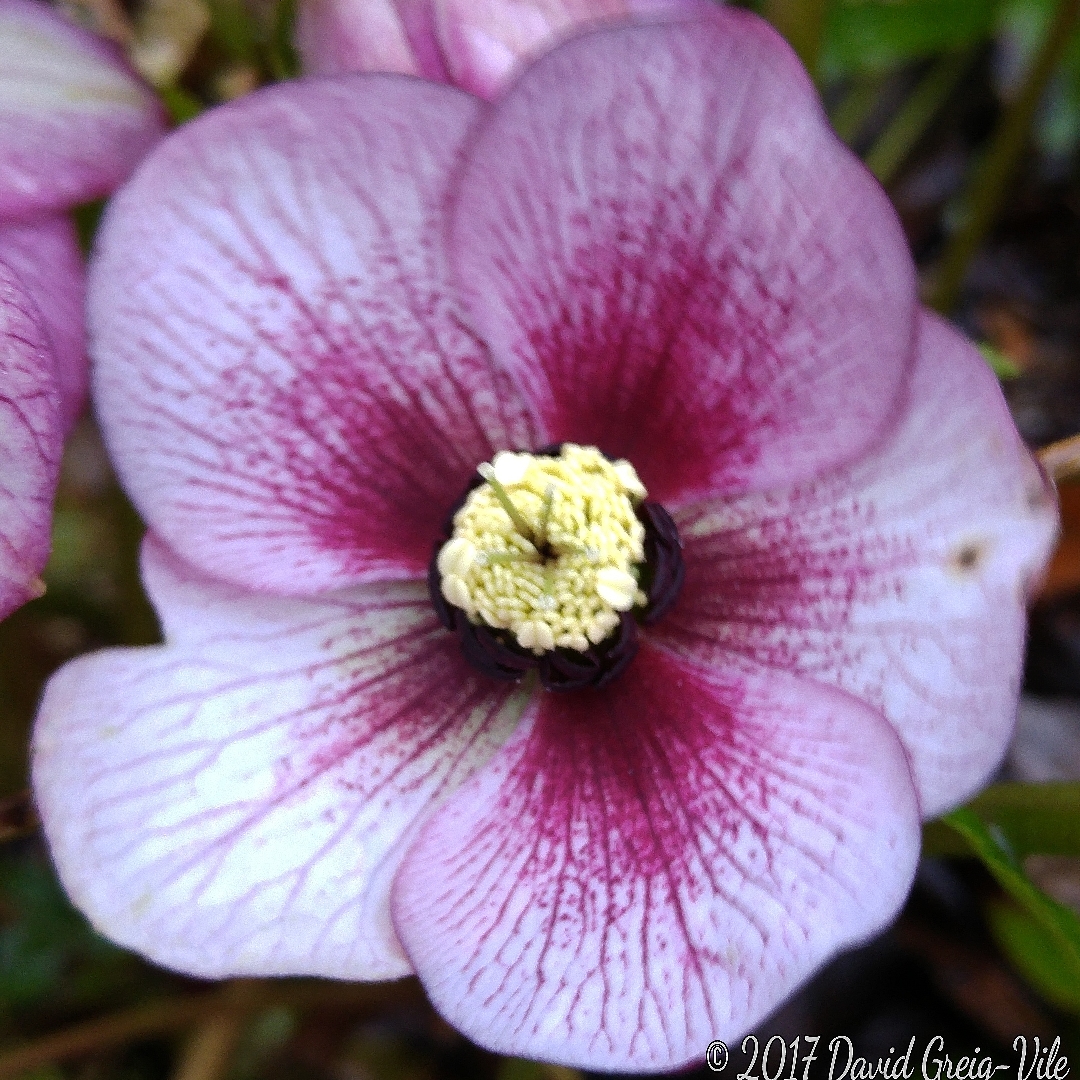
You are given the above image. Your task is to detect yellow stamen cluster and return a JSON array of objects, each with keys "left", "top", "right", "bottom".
[{"left": 437, "top": 445, "right": 648, "bottom": 654}]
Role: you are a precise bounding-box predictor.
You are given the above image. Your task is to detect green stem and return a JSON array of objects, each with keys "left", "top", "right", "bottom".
[
  {"left": 929, "top": 0, "right": 1080, "bottom": 313},
  {"left": 866, "top": 51, "right": 975, "bottom": 186},
  {"left": 763, "top": 0, "right": 829, "bottom": 77}
]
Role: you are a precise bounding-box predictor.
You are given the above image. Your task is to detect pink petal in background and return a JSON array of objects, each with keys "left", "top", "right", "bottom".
[
  {"left": 297, "top": 0, "right": 703, "bottom": 97},
  {"left": 32, "top": 535, "right": 531, "bottom": 981},
  {"left": 662, "top": 311, "right": 1059, "bottom": 818},
  {"left": 0, "top": 257, "right": 62, "bottom": 620},
  {"left": 0, "top": 0, "right": 166, "bottom": 221},
  {"left": 296, "top": 0, "right": 424, "bottom": 80},
  {"left": 393, "top": 642, "right": 920, "bottom": 1073},
  {"left": 0, "top": 216, "right": 86, "bottom": 429},
  {"left": 433, "top": 0, "right": 706, "bottom": 97}
]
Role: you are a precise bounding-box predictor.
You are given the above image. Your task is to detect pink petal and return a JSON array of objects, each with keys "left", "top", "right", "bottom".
[
  {"left": 32, "top": 534, "right": 531, "bottom": 979},
  {"left": 394, "top": 0, "right": 454, "bottom": 81},
  {"left": 449, "top": 10, "right": 917, "bottom": 507},
  {"left": 296, "top": 0, "right": 425, "bottom": 79},
  {"left": 91, "top": 77, "right": 540, "bottom": 596},
  {"left": 298, "top": 0, "right": 711, "bottom": 93},
  {"left": 0, "top": 216, "right": 86, "bottom": 429},
  {"left": 661, "top": 311, "right": 1058, "bottom": 819},
  {"left": 0, "top": 0, "right": 165, "bottom": 219},
  {"left": 431, "top": 0, "right": 707, "bottom": 99},
  {"left": 0, "top": 256, "right": 62, "bottom": 619},
  {"left": 392, "top": 642, "right": 920, "bottom": 1072}
]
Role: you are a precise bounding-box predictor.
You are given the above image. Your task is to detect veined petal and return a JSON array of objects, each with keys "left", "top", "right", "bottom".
[
  {"left": 392, "top": 643, "right": 919, "bottom": 1073},
  {"left": 0, "top": 258, "right": 61, "bottom": 620},
  {"left": 0, "top": 215, "right": 86, "bottom": 429},
  {"left": 662, "top": 311, "right": 1058, "bottom": 818},
  {"left": 449, "top": 10, "right": 917, "bottom": 507},
  {"left": 32, "top": 535, "right": 531, "bottom": 979},
  {"left": 91, "top": 77, "right": 540, "bottom": 596},
  {"left": 0, "top": 0, "right": 165, "bottom": 219}
]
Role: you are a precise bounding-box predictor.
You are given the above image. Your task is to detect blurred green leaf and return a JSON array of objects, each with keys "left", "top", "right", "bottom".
[
  {"left": 943, "top": 808, "right": 1080, "bottom": 985},
  {"left": 988, "top": 900, "right": 1080, "bottom": 1013},
  {"left": 0, "top": 849, "right": 137, "bottom": 1014},
  {"left": 925, "top": 783, "right": 1080, "bottom": 856},
  {"left": 765, "top": 0, "right": 829, "bottom": 74},
  {"left": 205, "top": 0, "right": 298, "bottom": 84},
  {"left": 980, "top": 342, "right": 1024, "bottom": 378},
  {"left": 822, "top": 0, "right": 1002, "bottom": 76},
  {"left": 922, "top": 818, "right": 970, "bottom": 856},
  {"left": 207, "top": 0, "right": 259, "bottom": 62},
  {"left": 159, "top": 85, "right": 204, "bottom": 125},
  {"left": 971, "top": 782, "right": 1080, "bottom": 856},
  {"left": 267, "top": 0, "right": 300, "bottom": 80}
]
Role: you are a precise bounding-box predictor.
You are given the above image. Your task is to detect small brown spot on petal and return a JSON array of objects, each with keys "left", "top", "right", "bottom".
[{"left": 951, "top": 542, "right": 983, "bottom": 573}]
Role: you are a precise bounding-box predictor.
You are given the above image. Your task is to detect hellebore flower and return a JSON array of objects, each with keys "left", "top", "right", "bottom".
[
  {"left": 297, "top": 0, "right": 697, "bottom": 97},
  {"left": 0, "top": 0, "right": 164, "bottom": 617},
  {"left": 34, "top": 8, "right": 1056, "bottom": 1074}
]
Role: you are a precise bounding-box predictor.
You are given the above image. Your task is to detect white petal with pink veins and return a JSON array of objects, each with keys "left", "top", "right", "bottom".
[
  {"left": 33, "top": 536, "right": 531, "bottom": 979},
  {"left": 662, "top": 311, "right": 1058, "bottom": 818},
  {"left": 91, "top": 77, "right": 540, "bottom": 597},
  {"left": 392, "top": 643, "right": 920, "bottom": 1073},
  {"left": 0, "top": 0, "right": 164, "bottom": 219}
]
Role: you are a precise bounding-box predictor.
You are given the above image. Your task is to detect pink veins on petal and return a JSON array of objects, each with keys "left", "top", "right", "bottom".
[
  {"left": 0, "top": 258, "right": 62, "bottom": 619},
  {"left": 34, "top": 6, "right": 1058, "bottom": 1075}
]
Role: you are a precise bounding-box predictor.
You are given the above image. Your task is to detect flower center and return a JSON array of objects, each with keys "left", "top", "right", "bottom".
[{"left": 429, "top": 444, "right": 684, "bottom": 691}]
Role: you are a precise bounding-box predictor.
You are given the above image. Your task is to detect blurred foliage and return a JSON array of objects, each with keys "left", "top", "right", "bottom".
[
  {"left": 924, "top": 789, "right": 1080, "bottom": 1018},
  {"left": 942, "top": 807, "right": 1080, "bottom": 976},
  {"left": 989, "top": 901, "right": 1080, "bottom": 1014},
  {"left": 821, "top": 0, "right": 1000, "bottom": 76},
  {"left": 1001, "top": 0, "right": 1080, "bottom": 156},
  {"left": 925, "top": 783, "right": 1080, "bottom": 858},
  {"left": 0, "top": 850, "right": 139, "bottom": 1016},
  {"left": 981, "top": 343, "right": 1024, "bottom": 378}
]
